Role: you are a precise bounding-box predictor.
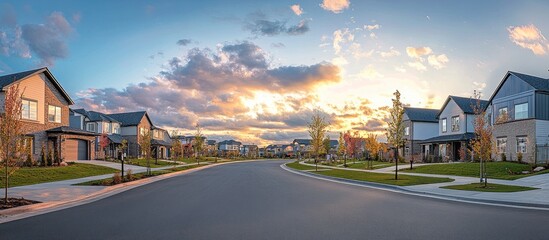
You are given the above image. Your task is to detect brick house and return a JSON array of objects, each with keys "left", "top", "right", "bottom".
[
  {"left": 70, "top": 108, "right": 123, "bottom": 159},
  {"left": 0, "top": 68, "right": 97, "bottom": 162}
]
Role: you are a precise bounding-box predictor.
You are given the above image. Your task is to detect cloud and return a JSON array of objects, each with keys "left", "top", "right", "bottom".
[
  {"left": 290, "top": 4, "right": 303, "bottom": 16},
  {"left": 333, "top": 28, "right": 353, "bottom": 54},
  {"left": 354, "top": 65, "right": 383, "bottom": 79},
  {"left": 177, "top": 39, "right": 192, "bottom": 46},
  {"left": 244, "top": 12, "right": 310, "bottom": 36},
  {"left": 0, "top": 11, "right": 73, "bottom": 66},
  {"left": 406, "top": 46, "right": 432, "bottom": 59},
  {"left": 364, "top": 24, "right": 380, "bottom": 39},
  {"left": 320, "top": 0, "right": 350, "bottom": 13},
  {"left": 379, "top": 47, "right": 400, "bottom": 58},
  {"left": 427, "top": 54, "right": 449, "bottom": 69},
  {"left": 407, "top": 61, "right": 427, "bottom": 71},
  {"left": 507, "top": 24, "right": 548, "bottom": 55},
  {"left": 353, "top": 118, "right": 385, "bottom": 131}
]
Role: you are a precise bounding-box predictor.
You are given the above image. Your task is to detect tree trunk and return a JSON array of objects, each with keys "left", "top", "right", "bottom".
[{"left": 394, "top": 148, "right": 398, "bottom": 180}]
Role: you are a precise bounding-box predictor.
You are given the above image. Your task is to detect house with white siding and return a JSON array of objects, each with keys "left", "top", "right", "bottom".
[{"left": 402, "top": 107, "right": 439, "bottom": 161}]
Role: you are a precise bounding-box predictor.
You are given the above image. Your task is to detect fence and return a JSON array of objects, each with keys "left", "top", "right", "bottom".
[{"left": 536, "top": 145, "right": 549, "bottom": 164}]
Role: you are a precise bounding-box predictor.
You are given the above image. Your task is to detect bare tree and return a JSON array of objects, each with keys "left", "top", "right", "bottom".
[
  {"left": 194, "top": 124, "right": 205, "bottom": 164},
  {"left": 138, "top": 129, "right": 152, "bottom": 175},
  {"left": 308, "top": 111, "right": 329, "bottom": 171},
  {"left": 0, "top": 84, "right": 26, "bottom": 203},
  {"left": 386, "top": 90, "right": 405, "bottom": 180},
  {"left": 470, "top": 91, "right": 492, "bottom": 187}
]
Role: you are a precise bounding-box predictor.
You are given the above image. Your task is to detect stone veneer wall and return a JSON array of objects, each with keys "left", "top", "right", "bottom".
[{"left": 492, "top": 119, "right": 536, "bottom": 163}]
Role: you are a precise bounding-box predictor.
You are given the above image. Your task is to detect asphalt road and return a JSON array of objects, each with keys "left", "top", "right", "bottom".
[{"left": 2, "top": 160, "right": 549, "bottom": 240}]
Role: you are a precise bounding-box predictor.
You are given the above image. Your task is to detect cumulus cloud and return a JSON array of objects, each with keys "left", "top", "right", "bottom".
[
  {"left": 320, "top": 0, "right": 350, "bottom": 13},
  {"left": 244, "top": 12, "right": 310, "bottom": 36},
  {"left": 75, "top": 41, "right": 341, "bottom": 135},
  {"left": 507, "top": 24, "right": 548, "bottom": 55},
  {"left": 353, "top": 118, "right": 385, "bottom": 131},
  {"left": 379, "top": 47, "right": 400, "bottom": 58},
  {"left": 406, "top": 46, "right": 432, "bottom": 59},
  {"left": 427, "top": 54, "right": 449, "bottom": 69},
  {"left": 364, "top": 24, "right": 380, "bottom": 39},
  {"left": 177, "top": 39, "right": 192, "bottom": 46},
  {"left": 333, "top": 28, "right": 353, "bottom": 54},
  {"left": 0, "top": 10, "right": 73, "bottom": 66},
  {"left": 290, "top": 4, "right": 303, "bottom": 16}
]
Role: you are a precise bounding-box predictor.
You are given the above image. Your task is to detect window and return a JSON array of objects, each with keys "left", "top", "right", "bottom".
[
  {"left": 514, "top": 103, "right": 528, "bottom": 120},
  {"left": 517, "top": 137, "right": 527, "bottom": 153},
  {"left": 497, "top": 107, "right": 508, "bottom": 123},
  {"left": 404, "top": 127, "right": 409, "bottom": 136},
  {"left": 405, "top": 147, "right": 410, "bottom": 156},
  {"left": 86, "top": 123, "right": 96, "bottom": 132},
  {"left": 441, "top": 118, "right": 447, "bottom": 133},
  {"left": 48, "top": 105, "right": 61, "bottom": 123},
  {"left": 21, "top": 99, "right": 37, "bottom": 120},
  {"left": 451, "top": 116, "right": 460, "bottom": 132},
  {"left": 496, "top": 137, "right": 507, "bottom": 154},
  {"left": 113, "top": 124, "right": 120, "bottom": 134},
  {"left": 105, "top": 122, "right": 112, "bottom": 134}
]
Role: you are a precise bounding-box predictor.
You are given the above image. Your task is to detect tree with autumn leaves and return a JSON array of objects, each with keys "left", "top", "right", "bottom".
[
  {"left": 364, "top": 133, "right": 381, "bottom": 169},
  {"left": 308, "top": 111, "right": 329, "bottom": 171},
  {"left": 470, "top": 91, "right": 493, "bottom": 187},
  {"left": 386, "top": 90, "right": 405, "bottom": 180}
]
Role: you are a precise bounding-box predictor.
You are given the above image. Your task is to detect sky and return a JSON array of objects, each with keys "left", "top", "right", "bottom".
[{"left": 1, "top": 0, "right": 549, "bottom": 145}]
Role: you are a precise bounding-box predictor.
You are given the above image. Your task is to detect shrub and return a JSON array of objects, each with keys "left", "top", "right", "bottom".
[
  {"left": 126, "top": 169, "right": 134, "bottom": 181},
  {"left": 501, "top": 153, "right": 507, "bottom": 162},
  {"left": 25, "top": 153, "right": 33, "bottom": 167},
  {"left": 517, "top": 152, "right": 523, "bottom": 163},
  {"left": 112, "top": 172, "right": 122, "bottom": 185},
  {"left": 40, "top": 146, "right": 46, "bottom": 167}
]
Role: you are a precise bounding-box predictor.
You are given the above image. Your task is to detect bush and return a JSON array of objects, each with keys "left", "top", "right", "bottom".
[
  {"left": 40, "top": 146, "right": 46, "bottom": 167},
  {"left": 517, "top": 152, "right": 523, "bottom": 163},
  {"left": 126, "top": 169, "right": 134, "bottom": 181},
  {"left": 501, "top": 153, "right": 507, "bottom": 162},
  {"left": 112, "top": 172, "right": 122, "bottom": 185}
]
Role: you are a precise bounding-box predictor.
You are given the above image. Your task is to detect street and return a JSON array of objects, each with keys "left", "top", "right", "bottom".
[{"left": 1, "top": 160, "right": 549, "bottom": 240}]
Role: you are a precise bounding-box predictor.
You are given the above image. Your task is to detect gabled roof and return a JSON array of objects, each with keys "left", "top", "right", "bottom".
[
  {"left": 107, "top": 111, "right": 152, "bottom": 127},
  {"left": 437, "top": 95, "right": 488, "bottom": 118},
  {"left": 418, "top": 133, "right": 475, "bottom": 144},
  {"left": 404, "top": 107, "right": 438, "bottom": 123},
  {"left": 218, "top": 140, "right": 242, "bottom": 145},
  {"left": 487, "top": 71, "right": 549, "bottom": 104},
  {"left": 107, "top": 134, "right": 124, "bottom": 144},
  {"left": 45, "top": 126, "right": 99, "bottom": 136},
  {"left": 0, "top": 67, "right": 74, "bottom": 104},
  {"left": 72, "top": 108, "right": 120, "bottom": 123},
  {"left": 293, "top": 139, "right": 311, "bottom": 145},
  {"left": 207, "top": 140, "right": 217, "bottom": 145}
]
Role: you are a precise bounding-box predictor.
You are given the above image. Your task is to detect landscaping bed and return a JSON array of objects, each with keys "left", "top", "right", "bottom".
[
  {"left": 75, "top": 164, "right": 207, "bottom": 186},
  {"left": 0, "top": 198, "right": 41, "bottom": 210},
  {"left": 441, "top": 183, "right": 538, "bottom": 192},
  {"left": 285, "top": 162, "right": 453, "bottom": 186},
  {"left": 125, "top": 158, "right": 175, "bottom": 168},
  {"left": 4, "top": 163, "right": 117, "bottom": 187},
  {"left": 401, "top": 162, "right": 549, "bottom": 180}
]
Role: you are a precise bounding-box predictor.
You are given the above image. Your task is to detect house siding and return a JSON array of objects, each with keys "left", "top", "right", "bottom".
[{"left": 439, "top": 99, "right": 466, "bottom": 135}]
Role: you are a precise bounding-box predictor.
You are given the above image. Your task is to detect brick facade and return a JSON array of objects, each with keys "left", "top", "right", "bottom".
[{"left": 492, "top": 119, "right": 536, "bottom": 163}]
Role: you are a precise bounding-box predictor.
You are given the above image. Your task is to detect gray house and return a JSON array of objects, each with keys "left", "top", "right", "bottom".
[
  {"left": 487, "top": 71, "right": 549, "bottom": 164},
  {"left": 402, "top": 107, "right": 438, "bottom": 161},
  {"left": 70, "top": 109, "right": 123, "bottom": 159},
  {"left": 419, "top": 96, "right": 488, "bottom": 161}
]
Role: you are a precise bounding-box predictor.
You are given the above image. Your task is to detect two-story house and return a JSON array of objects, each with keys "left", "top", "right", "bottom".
[
  {"left": 218, "top": 140, "right": 241, "bottom": 156},
  {"left": 240, "top": 144, "right": 259, "bottom": 158},
  {"left": 107, "top": 111, "right": 154, "bottom": 158},
  {"left": 70, "top": 109, "right": 122, "bottom": 159},
  {"left": 151, "top": 126, "right": 172, "bottom": 159},
  {"left": 487, "top": 71, "right": 549, "bottom": 164},
  {"left": 0, "top": 68, "right": 97, "bottom": 162},
  {"left": 402, "top": 107, "right": 439, "bottom": 161},
  {"left": 419, "top": 96, "right": 488, "bottom": 161}
]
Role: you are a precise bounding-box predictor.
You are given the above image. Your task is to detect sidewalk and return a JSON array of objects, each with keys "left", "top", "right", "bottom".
[{"left": 296, "top": 161, "right": 549, "bottom": 208}]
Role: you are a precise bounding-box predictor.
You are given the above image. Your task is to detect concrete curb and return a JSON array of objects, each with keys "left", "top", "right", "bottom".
[
  {"left": 0, "top": 159, "right": 274, "bottom": 224},
  {"left": 281, "top": 163, "right": 549, "bottom": 211}
]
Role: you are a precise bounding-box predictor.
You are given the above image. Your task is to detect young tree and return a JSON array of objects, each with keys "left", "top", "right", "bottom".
[
  {"left": 194, "top": 124, "right": 205, "bottom": 164},
  {"left": 99, "top": 133, "right": 110, "bottom": 160},
  {"left": 337, "top": 132, "right": 346, "bottom": 161},
  {"left": 308, "top": 111, "right": 329, "bottom": 171},
  {"left": 470, "top": 91, "right": 492, "bottom": 187},
  {"left": 386, "top": 90, "right": 405, "bottom": 180},
  {"left": 138, "top": 129, "right": 152, "bottom": 175},
  {"left": 323, "top": 136, "right": 331, "bottom": 162},
  {"left": 364, "top": 133, "right": 381, "bottom": 169},
  {"left": 0, "top": 84, "right": 26, "bottom": 203},
  {"left": 120, "top": 139, "right": 128, "bottom": 180},
  {"left": 171, "top": 131, "right": 182, "bottom": 167}
]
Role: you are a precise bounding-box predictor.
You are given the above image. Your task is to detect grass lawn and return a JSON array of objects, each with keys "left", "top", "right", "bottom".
[
  {"left": 346, "top": 161, "right": 395, "bottom": 170},
  {"left": 401, "top": 162, "right": 549, "bottom": 180},
  {"left": 126, "top": 158, "right": 174, "bottom": 168},
  {"left": 4, "top": 163, "right": 117, "bottom": 187},
  {"left": 75, "top": 164, "right": 208, "bottom": 186},
  {"left": 442, "top": 183, "right": 538, "bottom": 192},
  {"left": 286, "top": 162, "right": 326, "bottom": 171},
  {"left": 285, "top": 162, "right": 453, "bottom": 186}
]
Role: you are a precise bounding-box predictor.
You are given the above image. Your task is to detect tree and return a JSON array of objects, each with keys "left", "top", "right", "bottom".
[
  {"left": 120, "top": 139, "right": 128, "bottom": 180},
  {"left": 308, "top": 111, "right": 329, "bottom": 171},
  {"left": 323, "top": 136, "right": 331, "bottom": 162},
  {"left": 170, "top": 131, "right": 182, "bottom": 167},
  {"left": 386, "top": 90, "right": 405, "bottom": 180},
  {"left": 99, "top": 133, "right": 110, "bottom": 160},
  {"left": 138, "top": 128, "right": 152, "bottom": 175},
  {"left": 194, "top": 124, "right": 205, "bottom": 164},
  {"left": 337, "top": 132, "right": 346, "bottom": 160},
  {"left": 470, "top": 91, "right": 492, "bottom": 187},
  {"left": 364, "top": 133, "right": 381, "bottom": 169},
  {"left": 0, "top": 84, "right": 26, "bottom": 203},
  {"left": 344, "top": 131, "right": 362, "bottom": 165}
]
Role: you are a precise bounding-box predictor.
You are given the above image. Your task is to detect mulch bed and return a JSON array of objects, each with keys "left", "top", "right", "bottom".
[{"left": 0, "top": 198, "right": 41, "bottom": 210}]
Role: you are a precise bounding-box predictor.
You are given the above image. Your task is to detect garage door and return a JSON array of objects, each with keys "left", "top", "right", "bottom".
[{"left": 65, "top": 139, "right": 88, "bottom": 160}]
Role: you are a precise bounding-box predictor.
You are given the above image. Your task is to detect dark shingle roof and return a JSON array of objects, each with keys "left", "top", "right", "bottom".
[
  {"left": 45, "top": 126, "right": 99, "bottom": 136},
  {"left": 107, "top": 134, "right": 124, "bottom": 144},
  {"left": 293, "top": 139, "right": 311, "bottom": 145},
  {"left": 0, "top": 67, "right": 74, "bottom": 104},
  {"left": 152, "top": 139, "right": 172, "bottom": 146},
  {"left": 510, "top": 71, "right": 549, "bottom": 90},
  {"left": 450, "top": 96, "right": 489, "bottom": 114},
  {"left": 72, "top": 108, "right": 119, "bottom": 123},
  {"left": 218, "top": 140, "right": 242, "bottom": 145},
  {"left": 418, "top": 133, "right": 475, "bottom": 144},
  {"left": 404, "top": 107, "right": 438, "bottom": 123},
  {"left": 107, "top": 111, "right": 149, "bottom": 126},
  {"left": 207, "top": 140, "right": 217, "bottom": 145}
]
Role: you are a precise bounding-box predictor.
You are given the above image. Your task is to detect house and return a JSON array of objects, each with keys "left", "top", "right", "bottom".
[
  {"left": 151, "top": 126, "right": 172, "bottom": 159},
  {"left": 419, "top": 96, "right": 488, "bottom": 162},
  {"left": 292, "top": 139, "right": 338, "bottom": 157},
  {"left": 172, "top": 135, "right": 207, "bottom": 157},
  {"left": 218, "top": 140, "right": 241, "bottom": 156},
  {"left": 0, "top": 67, "right": 97, "bottom": 161},
  {"left": 70, "top": 109, "right": 122, "bottom": 159},
  {"left": 486, "top": 71, "right": 549, "bottom": 164},
  {"left": 402, "top": 107, "right": 439, "bottom": 161},
  {"left": 240, "top": 144, "right": 259, "bottom": 158},
  {"left": 205, "top": 140, "right": 217, "bottom": 156}
]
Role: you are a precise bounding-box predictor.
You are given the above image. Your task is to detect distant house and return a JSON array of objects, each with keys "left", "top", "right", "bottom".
[
  {"left": 70, "top": 109, "right": 122, "bottom": 159},
  {"left": 486, "top": 71, "right": 549, "bottom": 163},
  {"left": 419, "top": 96, "right": 488, "bottom": 161},
  {"left": 205, "top": 140, "right": 217, "bottom": 156},
  {"left": 240, "top": 144, "right": 258, "bottom": 158},
  {"left": 292, "top": 139, "right": 338, "bottom": 157},
  {"left": 402, "top": 107, "right": 439, "bottom": 161},
  {"left": 0, "top": 67, "right": 97, "bottom": 161},
  {"left": 218, "top": 140, "right": 241, "bottom": 156},
  {"left": 151, "top": 126, "right": 172, "bottom": 159},
  {"left": 172, "top": 135, "right": 207, "bottom": 157}
]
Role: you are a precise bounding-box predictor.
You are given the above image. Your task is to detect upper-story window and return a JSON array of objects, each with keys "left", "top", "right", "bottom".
[
  {"left": 404, "top": 126, "right": 409, "bottom": 136},
  {"left": 441, "top": 118, "right": 447, "bottom": 133},
  {"left": 48, "top": 105, "right": 61, "bottom": 123},
  {"left": 86, "top": 123, "right": 96, "bottom": 132},
  {"left": 497, "top": 107, "right": 508, "bottom": 123},
  {"left": 514, "top": 103, "right": 528, "bottom": 120},
  {"left": 105, "top": 122, "right": 112, "bottom": 134},
  {"left": 451, "top": 116, "right": 460, "bottom": 132},
  {"left": 113, "top": 124, "right": 119, "bottom": 134},
  {"left": 21, "top": 99, "right": 38, "bottom": 121}
]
